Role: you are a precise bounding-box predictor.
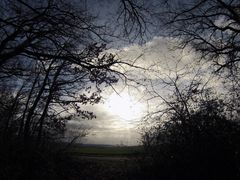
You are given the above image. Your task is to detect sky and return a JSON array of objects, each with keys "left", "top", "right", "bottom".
[
  {"left": 65, "top": 35, "right": 218, "bottom": 145},
  {"left": 64, "top": 0, "right": 222, "bottom": 145}
]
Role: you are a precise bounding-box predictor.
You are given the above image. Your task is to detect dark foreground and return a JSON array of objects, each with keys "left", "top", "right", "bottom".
[
  {"left": 1, "top": 142, "right": 240, "bottom": 180},
  {"left": 0, "top": 143, "right": 147, "bottom": 180}
]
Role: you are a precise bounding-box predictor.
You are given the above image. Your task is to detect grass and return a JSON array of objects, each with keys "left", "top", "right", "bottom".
[
  {"left": 69, "top": 145, "right": 143, "bottom": 157},
  {"left": 66, "top": 145, "right": 145, "bottom": 180}
]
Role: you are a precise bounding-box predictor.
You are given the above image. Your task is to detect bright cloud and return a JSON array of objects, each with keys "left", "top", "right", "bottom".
[{"left": 66, "top": 36, "right": 222, "bottom": 145}]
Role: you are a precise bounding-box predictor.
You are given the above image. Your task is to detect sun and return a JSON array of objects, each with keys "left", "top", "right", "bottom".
[{"left": 105, "top": 93, "right": 144, "bottom": 121}]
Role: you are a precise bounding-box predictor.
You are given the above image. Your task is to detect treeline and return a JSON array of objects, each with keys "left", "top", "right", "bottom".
[
  {"left": 140, "top": 0, "right": 240, "bottom": 179},
  {"left": 0, "top": 1, "right": 126, "bottom": 179},
  {"left": 1, "top": 0, "right": 240, "bottom": 179}
]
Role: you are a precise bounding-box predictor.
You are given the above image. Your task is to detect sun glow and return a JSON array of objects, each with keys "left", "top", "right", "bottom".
[{"left": 105, "top": 93, "right": 144, "bottom": 121}]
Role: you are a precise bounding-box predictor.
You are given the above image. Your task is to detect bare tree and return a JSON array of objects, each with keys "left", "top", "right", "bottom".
[
  {"left": 4, "top": 50, "right": 118, "bottom": 144},
  {"left": 0, "top": 0, "right": 123, "bottom": 72},
  {"left": 117, "top": 0, "right": 153, "bottom": 42},
  {"left": 0, "top": 0, "right": 146, "bottom": 144},
  {"left": 155, "top": 0, "right": 240, "bottom": 73},
  {"left": 141, "top": 63, "right": 240, "bottom": 179}
]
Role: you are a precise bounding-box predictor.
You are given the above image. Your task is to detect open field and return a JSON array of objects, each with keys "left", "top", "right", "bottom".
[
  {"left": 64, "top": 145, "right": 147, "bottom": 180},
  {"left": 69, "top": 145, "right": 144, "bottom": 157}
]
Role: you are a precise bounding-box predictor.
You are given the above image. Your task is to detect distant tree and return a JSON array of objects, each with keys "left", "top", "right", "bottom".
[{"left": 0, "top": 87, "right": 23, "bottom": 137}]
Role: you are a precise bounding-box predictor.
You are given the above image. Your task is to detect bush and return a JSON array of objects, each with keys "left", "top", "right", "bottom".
[{"left": 142, "top": 100, "right": 240, "bottom": 180}]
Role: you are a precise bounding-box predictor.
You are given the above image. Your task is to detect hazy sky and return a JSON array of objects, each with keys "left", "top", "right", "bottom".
[
  {"left": 65, "top": 0, "right": 220, "bottom": 145},
  {"left": 66, "top": 35, "right": 216, "bottom": 145}
]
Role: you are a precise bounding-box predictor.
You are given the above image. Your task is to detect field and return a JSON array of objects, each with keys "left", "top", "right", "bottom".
[
  {"left": 63, "top": 145, "right": 146, "bottom": 180},
  {"left": 69, "top": 145, "right": 143, "bottom": 157}
]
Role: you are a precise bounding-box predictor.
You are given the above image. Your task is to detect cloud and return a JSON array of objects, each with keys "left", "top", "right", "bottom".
[
  {"left": 65, "top": 102, "right": 141, "bottom": 145},
  {"left": 66, "top": 36, "right": 223, "bottom": 145}
]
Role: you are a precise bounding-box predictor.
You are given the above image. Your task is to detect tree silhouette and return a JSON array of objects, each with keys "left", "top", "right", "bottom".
[
  {"left": 141, "top": 65, "right": 240, "bottom": 179},
  {"left": 0, "top": 1, "right": 145, "bottom": 179},
  {"left": 0, "top": 0, "right": 139, "bottom": 144},
  {"left": 156, "top": 0, "right": 240, "bottom": 73}
]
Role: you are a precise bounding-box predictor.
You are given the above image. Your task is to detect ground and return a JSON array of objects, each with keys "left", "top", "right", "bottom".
[{"left": 65, "top": 145, "right": 145, "bottom": 180}]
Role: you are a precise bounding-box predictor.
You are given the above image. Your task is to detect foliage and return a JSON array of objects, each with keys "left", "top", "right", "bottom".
[{"left": 142, "top": 94, "right": 240, "bottom": 179}]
